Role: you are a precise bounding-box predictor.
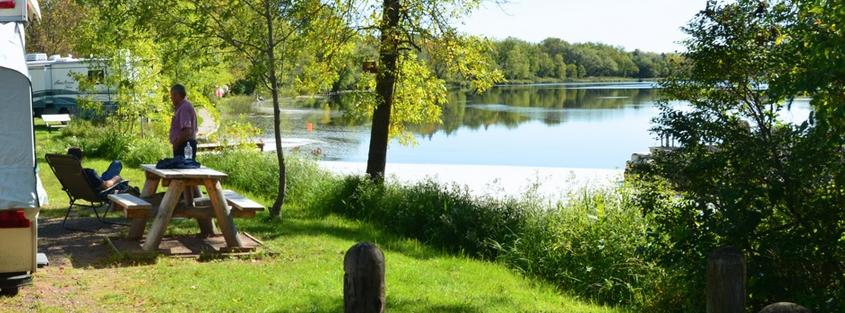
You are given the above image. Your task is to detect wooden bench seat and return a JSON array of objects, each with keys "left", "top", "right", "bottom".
[
  {"left": 194, "top": 190, "right": 265, "bottom": 212},
  {"left": 222, "top": 190, "right": 264, "bottom": 211},
  {"left": 108, "top": 193, "right": 152, "bottom": 211},
  {"left": 122, "top": 205, "right": 258, "bottom": 219},
  {"left": 109, "top": 192, "right": 261, "bottom": 219}
]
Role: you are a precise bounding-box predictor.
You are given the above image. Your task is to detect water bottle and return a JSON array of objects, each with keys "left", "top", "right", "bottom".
[{"left": 184, "top": 143, "right": 193, "bottom": 160}]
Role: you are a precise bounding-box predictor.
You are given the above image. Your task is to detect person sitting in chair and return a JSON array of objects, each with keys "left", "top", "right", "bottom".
[{"left": 67, "top": 147, "right": 123, "bottom": 191}]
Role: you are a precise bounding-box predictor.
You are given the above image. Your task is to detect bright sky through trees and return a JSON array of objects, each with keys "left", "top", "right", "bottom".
[{"left": 461, "top": 0, "right": 707, "bottom": 53}]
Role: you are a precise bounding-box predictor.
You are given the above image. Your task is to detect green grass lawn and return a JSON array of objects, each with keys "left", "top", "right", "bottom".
[
  {"left": 100, "top": 216, "right": 617, "bottom": 312},
  {"left": 1, "top": 122, "right": 621, "bottom": 312}
]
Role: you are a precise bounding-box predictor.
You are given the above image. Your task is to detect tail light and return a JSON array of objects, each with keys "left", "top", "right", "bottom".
[
  {"left": 0, "top": 0, "right": 14, "bottom": 9},
  {"left": 0, "top": 210, "right": 30, "bottom": 228}
]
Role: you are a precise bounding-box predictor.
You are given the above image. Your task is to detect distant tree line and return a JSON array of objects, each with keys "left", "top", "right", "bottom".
[
  {"left": 491, "top": 37, "right": 681, "bottom": 81},
  {"left": 24, "top": 3, "right": 677, "bottom": 90}
]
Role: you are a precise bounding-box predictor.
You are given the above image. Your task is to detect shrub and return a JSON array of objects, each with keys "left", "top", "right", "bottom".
[
  {"left": 201, "top": 149, "right": 279, "bottom": 197},
  {"left": 324, "top": 177, "right": 529, "bottom": 258},
  {"left": 217, "top": 95, "right": 257, "bottom": 115},
  {"left": 636, "top": 1, "right": 845, "bottom": 311},
  {"left": 201, "top": 149, "right": 337, "bottom": 214},
  {"left": 497, "top": 188, "right": 672, "bottom": 310},
  {"left": 123, "top": 137, "right": 171, "bottom": 167},
  {"left": 56, "top": 120, "right": 169, "bottom": 166}
]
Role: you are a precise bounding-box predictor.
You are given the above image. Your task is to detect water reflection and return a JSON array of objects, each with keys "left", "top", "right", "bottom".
[{"left": 243, "top": 83, "right": 671, "bottom": 168}]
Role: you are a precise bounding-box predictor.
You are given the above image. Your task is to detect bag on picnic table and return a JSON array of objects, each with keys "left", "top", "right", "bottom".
[{"left": 155, "top": 155, "right": 201, "bottom": 169}]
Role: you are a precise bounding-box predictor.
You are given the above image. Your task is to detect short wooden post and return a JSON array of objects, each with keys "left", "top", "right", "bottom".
[
  {"left": 344, "top": 242, "right": 385, "bottom": 313},
  {"left": 707, "top": 246, "right": 746, "bottom": 313},
  {"left": 758, "top": 302, "right": 812, "bottom": 313}
]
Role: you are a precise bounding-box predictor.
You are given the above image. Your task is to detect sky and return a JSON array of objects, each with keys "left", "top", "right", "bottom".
[{"left": 460, "top": 0, "right": 709, "bottom": 53}]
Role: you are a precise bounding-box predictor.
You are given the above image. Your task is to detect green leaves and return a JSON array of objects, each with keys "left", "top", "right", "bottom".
[{"left": 636, "top": 0, "right": 845, "bottom": 310}]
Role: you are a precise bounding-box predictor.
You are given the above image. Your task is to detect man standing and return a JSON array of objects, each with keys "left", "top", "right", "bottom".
[{"left": 169, "top": 84, "right": 198, "bottom": 159}]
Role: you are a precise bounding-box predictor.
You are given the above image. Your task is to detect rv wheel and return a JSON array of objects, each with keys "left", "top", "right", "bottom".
[{"left": 0, "top": 287, "right": 19, "bottom": 297}]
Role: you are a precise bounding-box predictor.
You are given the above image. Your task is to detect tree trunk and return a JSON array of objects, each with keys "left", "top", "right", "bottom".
[
  {"left": 265, "top": 0, "right": 286, "bottom": 219},
  {"left": 365, "top": 0, "right": 401, "bottom": 182}
]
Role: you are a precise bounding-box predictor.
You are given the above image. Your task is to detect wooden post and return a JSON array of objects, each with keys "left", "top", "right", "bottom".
[
  {"left": 707, "top": 246, "right": 746, "bottom": 313},
  {"left": 344, "top": 242, "right": 385, "bottom": 313},
  {"left": 758, "top": 302, "right": 812, "bottom": 313}
]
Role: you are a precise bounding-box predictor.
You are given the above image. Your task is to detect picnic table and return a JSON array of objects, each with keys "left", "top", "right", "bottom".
[
  {"left": 41, "top": 114, "right": 71, "bottom": 132},
  {"left": 131, "top": 165, "right": 244, "bottom": 251}
]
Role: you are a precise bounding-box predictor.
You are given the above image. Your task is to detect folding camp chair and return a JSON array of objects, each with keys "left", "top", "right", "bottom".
[{"left": 44, "top": 154, "right": 130, "bottom": 231}]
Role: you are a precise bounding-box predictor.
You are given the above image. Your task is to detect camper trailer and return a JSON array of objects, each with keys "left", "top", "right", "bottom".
[
  {"left": 0, "top": 0, "right": 48, "bottom": 296},
  {"left": 27, "top": 53, "right": 115, "bottom": 117}
]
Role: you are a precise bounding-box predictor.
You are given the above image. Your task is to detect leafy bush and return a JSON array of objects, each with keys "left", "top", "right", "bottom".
[
  {"left": 123, "top": 137, "right": 171, "bottom": 166},
  {"left": 56, "top": 119, "right": 169, "bottom": 167},
  {"left": 208, "top": 115, "right": 261, "bottom": 147},
  {"left": 324, "top": 176, "right": 530, "bottom": 258},
  {"left": 217, "top": 95, "right": 257, "bottom": 115},
  {"left": 497, "top": 188, "right": 676, "bottom": 310},
  {"left": 201, "top": 149, "right": 336, "bottom": 213},
  {"left": 632, "top": 1, "right": 845, "bottom": 311},
  {"left": 201, "top": 149, "right": 279, "bottom": 196}
]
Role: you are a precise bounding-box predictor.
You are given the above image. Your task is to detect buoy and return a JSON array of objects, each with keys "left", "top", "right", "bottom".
[{"left": 306, "top": 122, "right": 313, "bottom": 132}]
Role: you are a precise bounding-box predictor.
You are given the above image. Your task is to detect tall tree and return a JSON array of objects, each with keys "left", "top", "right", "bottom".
[
  {"left": 25, "top": 0, "right": 88, "bottom": 55},
  {"left": 185, "top": 0, "right": 353, "bottom": 218},
  {"left": 360, "top": 0, "right": 504, "bottom": 180}
]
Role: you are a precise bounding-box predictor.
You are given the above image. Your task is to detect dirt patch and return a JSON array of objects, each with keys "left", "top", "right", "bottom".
[
  {"left": 38, "top": 217, "right": 124, "bottom": 268},
  {"left": 1, "top": 215, "right": 265, "bottom": 312},
  {"left": 1, "top": 217, "right": 127, "bottom": 312}
]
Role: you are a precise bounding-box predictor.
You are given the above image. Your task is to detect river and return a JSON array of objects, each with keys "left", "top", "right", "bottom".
[{"left": 244, "top": 82, "right": 811, "bottom": 170}]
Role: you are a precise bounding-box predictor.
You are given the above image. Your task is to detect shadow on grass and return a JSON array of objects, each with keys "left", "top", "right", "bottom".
[
  {"left": 33, "top": 124, "right": 52, "bottom": 133},
  {"left": 262, "top": 295, "right": 490, "bottom": 313},
  {"left": 37, "top": 207, "right": 446, "bottom": 270},
  {"left": 391, "top": 302, "right": 482, "bottom": 313},
  {"left": 265, "top": 295, "right": 344, "bottom": 313},
  {"left": 240, "top": 213, "right": 444, "bottom": 260}
]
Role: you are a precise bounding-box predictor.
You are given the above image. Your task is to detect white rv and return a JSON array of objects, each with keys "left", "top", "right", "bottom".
[
  {"left": 27, "top": 53, "right": 115, "bottom": 117},
  {"left": 0, "top": 0, "right": 48, "bottom": 296}
]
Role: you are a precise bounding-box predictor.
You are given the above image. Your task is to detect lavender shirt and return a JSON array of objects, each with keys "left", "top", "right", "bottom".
[{"left": 169, "top": 99, "right": 198, "bottom": 145}]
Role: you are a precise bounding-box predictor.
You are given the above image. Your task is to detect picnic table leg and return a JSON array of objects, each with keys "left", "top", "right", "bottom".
[
  {"left": 128, "top": 175, "right": 160, "bottom": 240},
  {"left": 197, "top": 218, "right": 217, "bottom": 237},
  {"left": 203, "top": 179, "right": 243, "bottom": 248},
  {"left": 185, "top": 185, "right": 216, "bottom": 237},
  {"left": 142, "top": 180, "right": 184, "bottom": 251}
]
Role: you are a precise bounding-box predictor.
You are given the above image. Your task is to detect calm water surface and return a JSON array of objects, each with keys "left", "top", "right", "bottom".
[{"left": 246, "top": 82, "right": 810, "bottom": 169}]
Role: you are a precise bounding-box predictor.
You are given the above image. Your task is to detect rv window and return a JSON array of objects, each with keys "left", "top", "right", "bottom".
[{"left": 87, "top": 70, "right": 105, "bottom": 83}]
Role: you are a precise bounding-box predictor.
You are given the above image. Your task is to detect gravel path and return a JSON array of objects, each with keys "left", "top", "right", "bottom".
[{"left": 196, "top": 108, "right": 217, "bottom": 139}]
